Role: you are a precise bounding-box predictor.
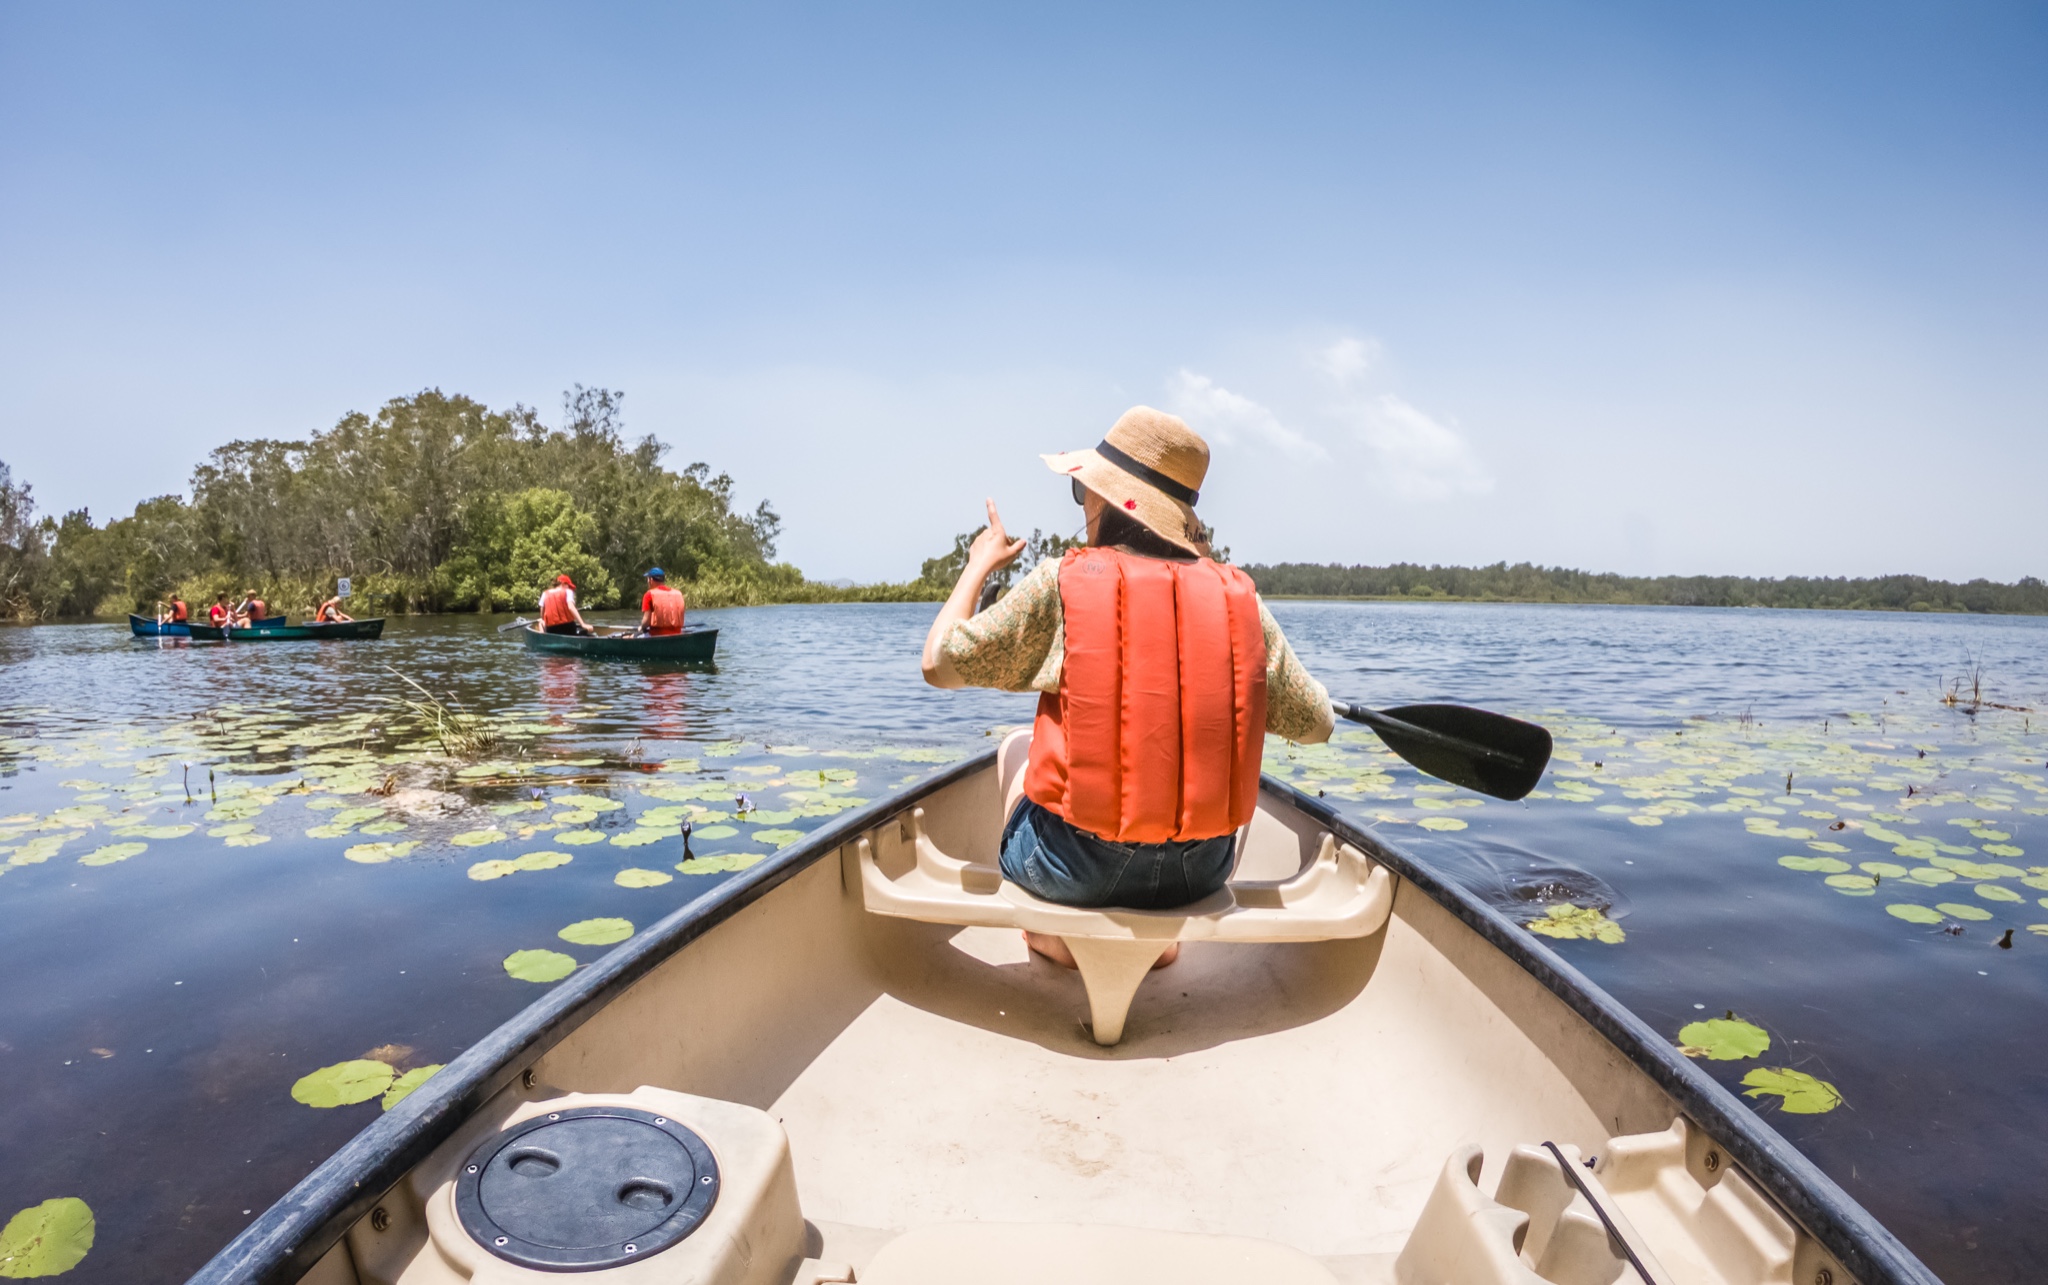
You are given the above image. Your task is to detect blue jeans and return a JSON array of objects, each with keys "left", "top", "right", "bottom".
[{"left": 999, "top": 799, "right": 1236, "bottom": 910}]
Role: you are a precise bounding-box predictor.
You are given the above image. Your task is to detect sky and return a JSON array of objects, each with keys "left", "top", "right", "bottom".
[{"left": 2, "top": 2, "right": 2043, "bottom": 583}]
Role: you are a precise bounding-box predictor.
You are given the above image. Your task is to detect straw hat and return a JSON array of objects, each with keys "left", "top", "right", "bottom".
[{"left": 1042, "top": 406, "right": 1212, "bottom": 554}]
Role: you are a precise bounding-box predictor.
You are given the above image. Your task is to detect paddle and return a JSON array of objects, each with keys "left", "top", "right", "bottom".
[
  {"left": 1330, "top": 701, "right": 1552, "bottom": 801},
  {"left": 497, "top": 617, "right": 534, "bottom": 632}
]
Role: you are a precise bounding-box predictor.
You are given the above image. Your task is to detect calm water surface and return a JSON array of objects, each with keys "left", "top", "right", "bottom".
[{"left": 2, "top": 603, "right": 2045, "bottom": 1282}]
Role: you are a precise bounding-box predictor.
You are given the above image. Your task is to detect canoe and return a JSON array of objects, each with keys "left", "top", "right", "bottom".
[
  {"left": 190, "top": 736, "right": 1937, "bottom": 1285},
  {"left": 187, "top": 619, "right": 385, "bottom": 641},
  {"left": 131, "top": 614, "right": 299, "bottom": 637},
  {"left": 520, "top": 623, "right": 719, "bottom": 661}
]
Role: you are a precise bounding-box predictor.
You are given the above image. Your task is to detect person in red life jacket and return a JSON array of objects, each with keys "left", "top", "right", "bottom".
[
  {"left": 920, "top": 407, "right": 1334, "bottom": 969},
  {"left": 208, "top": 594, "right": 230, "bottom": 626},
  {"left": 237, "top": 590, "right": 269, "bottom": 625},
  {"left": 538, "top": 574, "right": 594, "bottom": 636},
  {"left": 159, "top": 595, "right": 189, "bottom": 625},
  {"left": 639, "top": 568, "right": 686, "bottom": 636},
  {"left": 314, "top": 587, "right": 353, "bottom": 623}
]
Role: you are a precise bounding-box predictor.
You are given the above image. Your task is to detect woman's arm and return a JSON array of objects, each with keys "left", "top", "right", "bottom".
[{"left": 921, "top": 498, "right": 1026, "bottom": 689}]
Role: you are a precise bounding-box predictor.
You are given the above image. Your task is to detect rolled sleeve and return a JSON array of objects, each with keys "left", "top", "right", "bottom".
[{"left": 1260, "top": 602, "right": 1333, "bottom": 743}]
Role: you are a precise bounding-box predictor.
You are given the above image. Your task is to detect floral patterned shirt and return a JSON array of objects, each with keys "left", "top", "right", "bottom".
[{"left": 939, "top": 557, "right": 1334, "bottom": 743}]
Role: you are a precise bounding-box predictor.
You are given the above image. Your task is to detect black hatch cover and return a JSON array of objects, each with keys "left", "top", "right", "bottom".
[{"left": 455, "top": 1106, "right": 721, "bottom": 1270}]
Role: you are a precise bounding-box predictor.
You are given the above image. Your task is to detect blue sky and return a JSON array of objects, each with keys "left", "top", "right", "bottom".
[{"left": 3, "top": 2, "right": 2043, "bottom": 582}]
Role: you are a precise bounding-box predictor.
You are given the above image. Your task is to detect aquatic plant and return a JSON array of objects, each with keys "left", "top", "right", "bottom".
[{"left": 386, "top": 669, "right": 500, "bottom": 759}]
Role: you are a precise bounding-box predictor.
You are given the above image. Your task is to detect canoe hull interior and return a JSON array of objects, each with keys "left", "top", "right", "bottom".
[
  {"left": 129, "top": 614, "right": 190, "bottom": 637},
  {"left": 186, "top": 619, "right": 384, "bottom": 641},
  {"left": 520, "top": 624, "right": 719, "bottom": 661},
  {"left": 196, "top": 753, "right": 1933, "bottom": 1285}
]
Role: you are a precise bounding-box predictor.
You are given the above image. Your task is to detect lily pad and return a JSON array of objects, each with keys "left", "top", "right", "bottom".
[
  {"left": 450, "top": 829, "right": 508, "bottom": 847},
  {"left": 751, "top": 828, "right": 806, "bottom": 848},
  {"left": 1740, "top": 1067, "right": 1841, "bottom": 1114},
  {"left": 291, "top": 1059, "right": 395, "bottom": 1108},
  {"left": 207, "top": 822, "right": 255, "bottom": 837},
  {"left": 1936, "top": 903, "right": 1994, "bottom": 922},
  {"left": 610, "top": 829, "right": 665, "bottom": 848},
  {"left": 78, "top": 842, "right": 148, "bottom": 867},
  {"left": 615, "top": 868, "right": 674, "bottom": 887},
  {"left": 514, "top": 850, "right": 573, "bottom": 872},
  {"left": 1626, "top": 814, "right": 1663, "bottom": 827},
  {"left": 679, "top": 853, "right": 769, "bottom": 875},
  {"left": 344, "top": 841, "right": 419, "bottom": 864},
  {"left": 0, "top": 1197, "right": 96, "bottom": 1278},
  {"left": 116, "top": 824, "right": 195, "bottom": 840},
  {"left": 1677, "top": 1017, "right": 1770, "bottom": 1061},
  {"left": 1885, "top": 903, "right": 1944, "bottom": 923},
  {"left": 690, "top": 825, "right": 739, "bottom": 840},
  {"left": 555, "top": 829, "right": 606, "bottom": 845},
  {"left": 1804, "top": 841, "right": 1850, "bottom": 854},
  {"left": 1976, "top": 883, "right": 2023, "bottom": 902},
  {"left": 1907, "top": 867, "right": 1956, "bottom": 884},
  {"left": 359, "top": 819, "right": 408, "bottom": 835},
  {"left": 740, "top": 809, "right": 800, "bottom": 825},
  {"left": 8, "top": 835, "right": 79, "bottom": 866},
  {"left": 504, "top": 949, "right": 577, "bottom": 983},
  {"left": 1858, "top": 862, "right": 1908, "bottom": 878},
  {"left": 559, "top": 918, "right": 634, "bottom": 946},
  {"left": 381, "top": 1064, "right": 444, "bottom": 1110},
  {"left": 1525, "top": 904, "right": 1625, "bottom": 944},
  {"left": 551, "top": 810, "right": 598, "bottom": 825},
  {"left": 330, "top": 806, "right": 387, "bottom": 826},
  {"left": 304, "top": 824, "right": 355, "bottom": 839},
  {"left": 1416, "top": 816, "right": 1468, "bottom": 832},
  {"left": 1984, "top": 844, "right": 2025, "bottom": 858},
  {"left": 1778, "top": 856, "right": 1849, "bottom": 873},
  {"left": 224, "top": 833, "right": 271, "bottom": 847},
  {"left": 550, "top": 795, "right": 622, "bottom": 812},
  {"left": 1824, "top": 874, "right": 1877, "bottom": 895}
]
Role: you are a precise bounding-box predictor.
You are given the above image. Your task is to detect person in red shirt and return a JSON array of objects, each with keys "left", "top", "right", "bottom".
[
  {"left": 208, "top": 595, "right": 230, "bottom": 626},
  {"left": 538, "top": 575, "right": 593, "bottom": 636},
  {"left": 639, "top": 568, "right": 686, "bottom": 636}
]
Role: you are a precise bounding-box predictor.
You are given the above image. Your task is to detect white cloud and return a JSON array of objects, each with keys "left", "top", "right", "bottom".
[
  {"left": 1350, "top": 393, "right": 1493, "bottom": 499},
  {"left": 1164, "top": 368, "right": 1328, "bottom": 460},
  {"left": 1311, "top": 336, "right": 1383, "bottom": 386}
]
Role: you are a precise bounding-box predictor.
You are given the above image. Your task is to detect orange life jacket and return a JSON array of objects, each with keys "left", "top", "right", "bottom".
[
  {"left": 1022, "top": 548, "right": 1268, "bottom": 844},
  {"left": 540, "top": 586, "right": 576, "bottom": 627},
  {"left": 170, "top": 601, "right": 188, "bottom": 622},
  {"left": 644, "top": 585, "right": 685, "bottom": 635}
]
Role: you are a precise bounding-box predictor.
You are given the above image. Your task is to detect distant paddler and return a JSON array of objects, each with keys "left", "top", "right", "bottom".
[
  {"left": 538, "top": 574, "right": 595, "bottom": 636},
  {"left": 920, "top": 406, "right": 1335, "bottom": 971},
  {"left": 314, "top": 585, "right": 354, "bottom": 623},
  {"left": 207, "top": 593, "right": 231, "bottom": 626},
  {"left": 233, "top": 589, "right": 270, "bottom": 627},
  {"left": 639, "top": 567, "right": 686, "bottom": 636},
  {"left": 158, "top": 594, "right": 190, "bottom": 626}
]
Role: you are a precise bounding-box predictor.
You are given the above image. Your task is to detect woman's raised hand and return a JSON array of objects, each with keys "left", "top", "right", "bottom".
[{"left": 968, "top": 498, "right": 1028, "bottom": 574}]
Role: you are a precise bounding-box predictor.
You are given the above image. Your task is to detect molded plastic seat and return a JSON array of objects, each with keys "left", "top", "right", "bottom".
[
  {"left": 858, "top": 1222, "right": 1342, "bottom": 1285},
  {"left": 855, "top": 730, "right": 1394, "bottom": 1044}
]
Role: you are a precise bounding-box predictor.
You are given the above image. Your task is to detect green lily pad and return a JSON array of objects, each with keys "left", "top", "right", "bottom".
[
  {"left": 1858, "top": 862, "right": 1909, "bottom": 878},
  {"left": 1983, "top": 844, "right": 2025, "bottom": 858},
  {"left": 551, "top": 810, "right": 598, "bottom": 825},
  {"left": 0, "top": 1196, "right": 96, "bottom": 1278},
  {"left": 1892, "top": 840, "right": 1938, "bottom": 860},
  {"left": 635, "top": 807, "right": 692, "bottom": 827},
  {"left": 450, "top": 829, "right": 508, "bottom": 847},
  {"left": 559, "top": 918, "right": 634, "bottom": 946},
  {"left": 78, "top": 842, "right": 148, "bottom": 867},
  {"left": 504, "top": 949, "right": 577, "bottom": 983},
  {"left": 678, "top": 853, "right": 769, "bottom": 875},
  {"left": 751, "top": 828, "right": 806, "bottom": 848},
  {"left": 330, "top": 806, "right": 387, "bottom": 826},
  {"left": 8, "top": 835, "right": 79, "bottom": 866},
  {"left": 615, "top": 868, "right": 674, "bottom": 887},
  {"left": 224, "top": 833, "right": 271, "bottom": 847},
  {"left": 1525, "top": 904, "right": 1625, "bottom": 944},
  {"left": 291, "top": 1059, "right": 395, "bottom": 1108},
  {"left": 1677, "top": 1017, "right": 1770, "bottom": 1061},
  {"left": 206, "top": 800, "right": 266, "bottom": 821},
  {"left": 1886, "top": 903, "right": 1944, "bottom": 923},
  {"left": 1778, "top": 855, "right": 1850, "bottom": 873},
  {"left": 1740, "top": 1067, "right": 1841, "bottom": 1114},
  {"left": 1907, "top": 867, "right": 1956, "bottom": 884},
  {"left": 115, "top": 824, "right": 195, "bottom": 840},
  {"left": 1804, "top": 841, "right": 1850, "bottom": 854},
  {"left": 658, "top": 758, "right": 700, "bottom": 773},
  {"left": 381, "top": 1064, "right": 444, "bottom": 1110},
  {"left": 1825, "top": 874, "right": 1877, "bottom": 895},
  {"left": 554, "top": 829, "right": 605, "bottom": 845},
  {"left": 740, "top": 809, "right": 800, "bottom": 825},
  {"left": 610, "top": 829, "right": 665, "bottom": 848},
  {"left": 344, "top": 841, "right": 419, "bottom": 864},
  {"left": 550, "top": 795, "right": 622, "bottom": 812},
  {"left": 690, "top": 825, "right": 739, "bottom": 840},
  {"left": 1936, "top": 903, "right": 1994, "bottom": 921},
  {"left": 304, "top": 824, "right": 355, "bottom": 839},
  {"left": 1416, "top": 816, "right": 1468, "bottom": 832},
  {"left": 1971, "top": 829, "right": 2011, "bottom": 841},
  {"left": 358, "top": 819, "right": 408, "bottom": 835},
  {"left": 1626, "top": 814, "right": 1663, "bottom": 827}
]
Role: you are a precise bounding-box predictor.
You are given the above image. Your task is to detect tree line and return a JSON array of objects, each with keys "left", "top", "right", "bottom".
[
  {"left": 1241, "top": 561, "right": 2048, "bottom": 614},
  {"left": 0, "top": 387, "right": 935, "bottom": 620}
]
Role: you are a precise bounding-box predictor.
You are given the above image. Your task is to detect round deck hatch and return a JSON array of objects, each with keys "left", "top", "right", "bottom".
[{"left": 455, "top": 1106, "right": 720, "bottom": 1270}]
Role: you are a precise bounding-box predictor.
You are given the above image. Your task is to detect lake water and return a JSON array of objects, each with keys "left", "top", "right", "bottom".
[{"left": 3, "top": 603, "right": 2045, "bottom": 1283}]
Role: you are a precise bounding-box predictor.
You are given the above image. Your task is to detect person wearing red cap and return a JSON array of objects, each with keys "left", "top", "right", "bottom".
[{"left": 539, "top": 574, "right": 593, "bottom": 635}]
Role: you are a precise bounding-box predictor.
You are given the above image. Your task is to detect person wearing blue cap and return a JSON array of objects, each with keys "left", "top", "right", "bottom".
[{"left": 639, "top": 567, "right": 687, "bottom": 636}]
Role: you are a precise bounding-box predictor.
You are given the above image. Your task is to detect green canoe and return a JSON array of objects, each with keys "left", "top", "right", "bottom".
[
  {"left": 520, "top": 623, "right": 719, "bottom": 661},
  {"left": 187, "top": 618, "right": 386, "bottom": 641}
]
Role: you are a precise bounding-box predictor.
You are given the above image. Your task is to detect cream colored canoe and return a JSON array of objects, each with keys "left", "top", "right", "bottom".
[{"left": 192, "top": 738, "right": 1937, "bottom": 1285}]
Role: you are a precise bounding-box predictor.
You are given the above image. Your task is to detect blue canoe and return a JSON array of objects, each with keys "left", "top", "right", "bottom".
[{"left": 131, "top": 613, "right": 298, "bottom": 638}]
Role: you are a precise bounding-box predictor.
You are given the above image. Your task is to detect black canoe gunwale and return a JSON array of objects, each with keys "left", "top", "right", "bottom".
[{"left": 187, "top": 754, "right": 1937, "bottom": 1285}]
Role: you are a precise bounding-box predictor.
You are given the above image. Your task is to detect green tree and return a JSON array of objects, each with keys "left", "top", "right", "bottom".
[{"left": 442, "top": 488, "right": 617, "bottom": 611}]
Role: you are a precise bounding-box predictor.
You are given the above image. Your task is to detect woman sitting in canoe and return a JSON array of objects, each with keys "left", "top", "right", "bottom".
[
  {"left": 921, "top": 407, "right": 1334, "bottom": 968},
  {"left": 639, "top": 567, "right": 687, "bottom": 636},
  {"left": 538, "top": 574, "right": 595, "bottom": 636},
  {"left": 313, "top": 590, "right": 353, "bottom": 623}
]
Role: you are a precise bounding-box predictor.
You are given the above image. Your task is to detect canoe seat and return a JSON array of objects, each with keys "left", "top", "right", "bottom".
[
  {"left": 1395, "top": 1119, "right": 1830, "bottom": 1285},
  {"left": 854, "top": 730, "right": 1394, "bottom": 1045},
  {"left": 858, "top": 1222, "right": 1340, "bottom": 1284}
]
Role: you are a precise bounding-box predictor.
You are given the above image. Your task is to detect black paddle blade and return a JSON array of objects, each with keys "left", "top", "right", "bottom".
[{"left": 1335, "top": 701, "right": 1553, "bottom": 801}]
